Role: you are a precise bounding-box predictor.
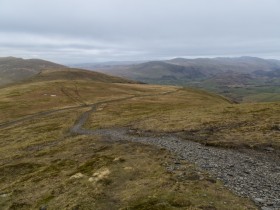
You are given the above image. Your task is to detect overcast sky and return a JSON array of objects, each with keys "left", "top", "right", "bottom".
[{"left": 0, "top": 0, "right": 280, "bottom": 64}]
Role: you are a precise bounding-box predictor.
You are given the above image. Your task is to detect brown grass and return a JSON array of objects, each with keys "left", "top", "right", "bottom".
[
  {"left": 0, "top": 109, "right": 256, "bottom": 209},
  {"left": 0, "top": 80, "right": 178, "bottom": 123},
  {"left": 86, "top": 88, "right": 280, "bottom": 150},
  {"left": 0, "top": 76, "right": 277, "bottom": 208}
]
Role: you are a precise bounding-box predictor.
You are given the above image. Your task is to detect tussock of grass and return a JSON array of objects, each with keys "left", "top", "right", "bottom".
[{"left": 76, "top": 156, "right": 114, "bottom": 176}]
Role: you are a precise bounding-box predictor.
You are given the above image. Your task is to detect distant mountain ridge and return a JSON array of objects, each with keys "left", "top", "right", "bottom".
[
  {"left": 71, "top": 60, "right": 147, "bottom": 69},
  {"left": 0, "top": 57, "right": 137, "bottom": 87},
  {"left": 0, "top": 57, "right": 65, "bottom": 86},
  {"left": 2, "top": 56, "right": 280, "bottom": 102},
  {"left": 78, "top": 56, "right": 280, "bottom": 81},
  {"left": 0, "top": 57, "right": 139, "bottom": 87},
  {"left": 113, "top": 61, "right": 205, "bottom": 80},
  {"left": 167, "top": 56, "right": 280, "bottom": 75},
  {"left": 78, "top": 56, "right": 280, "bottom": 102}
]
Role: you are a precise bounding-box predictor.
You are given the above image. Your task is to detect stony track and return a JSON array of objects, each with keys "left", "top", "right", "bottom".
[
  {"left": 71, "top": 101, "right": 280, "bottom": 210},
  {"left": 1, "top": 90, "right": 279, "bottom": 209}
]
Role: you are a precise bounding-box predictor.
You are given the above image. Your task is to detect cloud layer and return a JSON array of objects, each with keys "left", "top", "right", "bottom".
[{"left": 1, "top": 0, "right": 280, "bottom": 63}]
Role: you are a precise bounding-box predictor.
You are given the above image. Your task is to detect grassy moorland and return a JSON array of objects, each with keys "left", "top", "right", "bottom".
[
  {"left": 0, "top": 109, "right": 256, "bottom": 209},
  {"left": 0, "top": 68, "right": 176, "bottom": 123},
  {"left": 86, "top": 88, "right": 280, "bottom": 150},
  {"left": 0, "top": 71, "right": 256, "bottom": 210}
]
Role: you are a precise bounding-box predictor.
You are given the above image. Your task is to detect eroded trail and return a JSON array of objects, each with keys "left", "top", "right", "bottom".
[
  {"left": 0, "top": 89, "right": 179, "bottom": 130},
  {"left": 1, "top": 89, "right": 279, "bottom": 209},
  {"left": 70, "top": 98, "right": 280, "bottom": 210},
  {"left": 0, "top": 105, "right": 89, "bottom": 129}
]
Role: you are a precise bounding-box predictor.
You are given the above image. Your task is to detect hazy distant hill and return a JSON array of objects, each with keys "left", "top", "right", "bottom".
[
  {"left": 71, "top": 60, "right": 146, "bottom": 69},
  {"left": 0, "top": 57, "right": 65, "bottom": 86},
  {"left": 89, "top": 56, "right": 280, "bottom": 82},
  {"left": 102, "top": 61, "right": 205, "bottom": 81},
  {"left": 167, "top": 56, "right": 280, "bottom": 75},
  {"left": 254, "top": 68, "right": 280, "bottom": 78},
  {"left": 80, "top": 56, "right": 280, "bottom": 102}
]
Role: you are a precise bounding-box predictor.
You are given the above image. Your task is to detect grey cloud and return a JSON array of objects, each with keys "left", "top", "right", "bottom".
[{"left": 0, "top": 0, "right": 280, "bottom": 63}]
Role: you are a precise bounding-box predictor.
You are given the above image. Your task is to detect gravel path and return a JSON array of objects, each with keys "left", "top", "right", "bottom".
[
  {"left": 71, "top": 103, "right": 280, "bottom": 210},
  {"left": 1, "top": 89, "right": 279, "bottom": 209}
]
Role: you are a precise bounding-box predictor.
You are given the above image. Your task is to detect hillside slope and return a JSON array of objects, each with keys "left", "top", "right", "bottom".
[
  {"left": 0, "top": 68, "right": 140, "bottom": 122},
  {"left": 31, "top": 68, "right": 137, "bottom": 84},
  {"left": 0, "top": 73, "right": 259, "bottom": 209},
  {"left": 0, "top": 57, "right": 66, "bottom": 86},
  {"left": 1, "top": 67, "right": 278, "bottom": 208}
]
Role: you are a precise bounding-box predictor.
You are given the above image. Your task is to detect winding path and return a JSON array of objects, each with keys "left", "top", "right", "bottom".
[
  {"left": 70, "top": 97, "right": 280, "bottom": 210},
  {"left": 1, "top": 90, "right": 279, "bottom": 209},
  {"left": 0, "top": 89, "right": 179, "bottom": 129}
]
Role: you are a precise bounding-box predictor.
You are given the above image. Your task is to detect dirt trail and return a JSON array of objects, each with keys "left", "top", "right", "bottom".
[
  {"left": 70, "top": 98, "right": 280, "bottom": 210},
  {"left": 0, "top": 89, "right": 180, "bottom": 130},
  {"left": 1, "top": 88, "right": 279, "bottom": 209},
  {"left": 0, "top": 105, "right": 88, "bottom": 129}
]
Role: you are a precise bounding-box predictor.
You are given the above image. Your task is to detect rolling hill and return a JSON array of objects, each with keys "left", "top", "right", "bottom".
[
  {"left": 0, "top": 58, "right": 278, "bottom": 209},
  {"left": 0, "top": 57, "right": 138, "bottom": 88},
  {"left": 80, "top": 57, "right": 280, "bottom": 102},
  {"left": 76, "top": 56, "right": 280, "bottom": 82},
  {"left": 98, "top": 61, "right": 205, "bottom": 81},
  {"left": 30, "top": 68, "right": 137, "bottom": 84},
  {"left": 0, "top": 57, "right": 66, "bottom": 86},
  {"left": 167, "top": 56, "right": 280, "bottom": 75}
]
